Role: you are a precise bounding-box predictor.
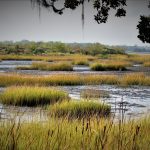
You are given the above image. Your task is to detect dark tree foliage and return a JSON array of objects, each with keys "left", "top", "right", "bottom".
[
  {"left": 31, "top": 0, "right": 150, "bottom": 44},
  {"left": 137, "top": 2, "right": 150, "bottom": 44},
  {"left": 31, "top": 0, "right": 127, "bottom": 24},
  {"left": 137, "top": 16, "right": 150, "bottom": 43}
]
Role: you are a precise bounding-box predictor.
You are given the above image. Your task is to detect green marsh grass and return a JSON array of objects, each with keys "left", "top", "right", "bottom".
[
  {"left": 49, "top": 100, "right": 111, "bottom": 118},
  {"left": 0, "top": 117, "right": 150, "bottom": 150},
  {"left": 0, "top": 54, "right": 96, "bottom": 62},
  {"left": 144, "top": 62, "right": 150, "bottom": 67},
  {"left": 0, "top": 86, "right": 69, "bottom": 106}
]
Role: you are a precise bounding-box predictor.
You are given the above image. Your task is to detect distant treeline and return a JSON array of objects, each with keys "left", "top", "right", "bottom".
[
  {"left": 0, "top": 40, "right": 125, "bottom": 55},
  {"left": 119, "top": 45, "right": 150, "bottom": 53}
]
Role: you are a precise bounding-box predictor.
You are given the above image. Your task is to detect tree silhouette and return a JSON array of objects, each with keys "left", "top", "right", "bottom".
[
  {"left": 31, "top": 0, "right": 150, "bottom": 44},
  {"left": 31, "top": 0, "right": 126, "bottom": 23},
  {"left": 137, "top": 2, "right": 150, "bottom": 44}
]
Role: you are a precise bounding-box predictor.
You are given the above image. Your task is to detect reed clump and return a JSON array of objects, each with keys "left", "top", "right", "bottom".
[
  {"left": 0, "top": 86, "right": 69, "bottom": 106},
  {"left": 49, "top": 100, "right": 111, "bottom": 118},
  {"left": 91, "top": 61, "right": 130, "bottom": 71},
  {"left": 128, "top": 54, "right": 150, "bottom": 64},
  {"left": 143, "top": 62, "right": 150, "bottom": 67}
]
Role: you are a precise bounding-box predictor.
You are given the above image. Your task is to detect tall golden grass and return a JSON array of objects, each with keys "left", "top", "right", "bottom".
[
  {"left": 0, "top": 117, "right": 150, "bottom": 150},
  {"left": 17, "top": 62, "right": 73, "bottom": 71},
  {"left": 0, "top": 54, "right": 95, "bottom": 62},
  {"left": 0, "top": 86, "right": 69, "bottom": 106},
  {"left": 0, "top": 73, "right": 149, "bottom": 86},
  {"left": 91, "top": 61, "right": 131, "bottom": 71},
  {"left": 0, "top": 73, "right": 118, "bottom": 86},
  {"left": 120, "top": 73, "right": 150, "bottom": 86}
]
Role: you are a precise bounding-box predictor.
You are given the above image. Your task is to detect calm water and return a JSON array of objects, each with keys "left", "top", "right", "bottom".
[{"left": 0, "top": 60, "right": 149, "bottom": 75}]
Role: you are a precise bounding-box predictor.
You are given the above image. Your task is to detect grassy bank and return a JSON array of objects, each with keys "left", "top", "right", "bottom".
[
  {"left": 0, "top": 86, "right": 69, "bottom": 106},
  {"left": 0, "top": 117, "right": 150, "bottom": 150},
  {"left": 144, "top": 62, "right": 150, "bottom": 67},
  {"left": 49, "top": 100, "right": 111, "bottom": 118},
  {"left": 0, "top": 54, "right": 95, "bottom": 62},
  {"left": 17, "top": 62, "right": 73, "bottom": 71},
  {"left": 0, "top": 73, "right": 149, "bottom": 86},
  {"left": 73, "top": 60, "right": 89, "bottom": 66}
]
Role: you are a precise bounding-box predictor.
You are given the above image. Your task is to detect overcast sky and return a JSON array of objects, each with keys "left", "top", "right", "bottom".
[{"left": 0, "top": 0, "right": 150, "bottom": 46}]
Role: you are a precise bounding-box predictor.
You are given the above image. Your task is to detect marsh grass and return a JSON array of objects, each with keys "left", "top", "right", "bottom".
[
  {"left": 0, "top": 55, "right": 45, "bottom": 61},
  {"left": 121, "top": 73, "right": 150, "bottom": 86},
  {"left": 17, "top": 62, "right": 73, "bottom": 71},
  {"left": 143, "top": 62, "right": 150, "bottom": 67},
  {"left": 73, "top": 60, "right": 89, "bottom": 66},
  {"left": 91, "top": 61, "right": 130, "bottom": 71},
  {"left": 49, "top": 100, "right": 111, "bottom": 118},
  {"left": 0, "top": 74, "right": 119, "bottom": 86},
  {"left": 0, "top": 117, "right": 150, "bottom": 150},
  {"left": 0, "top": 73, "right": 149, "bottom": 86},
  {"left": 0, "top": 86, "right": 69, "bottom": 106}
]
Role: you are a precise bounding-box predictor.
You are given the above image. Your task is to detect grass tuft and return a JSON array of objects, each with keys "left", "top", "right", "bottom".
[
  {"left": 49, "top": 100, "right": 111, "bottom": 118},
  {"left": 0, "top": 86, "right": 69, "bottom": 106},
  {"left": 143, "top": 62, "right": 150, "bottom": 67},
  {"left": 0, "top": 73, "right": 149, "bottom": 86}
]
